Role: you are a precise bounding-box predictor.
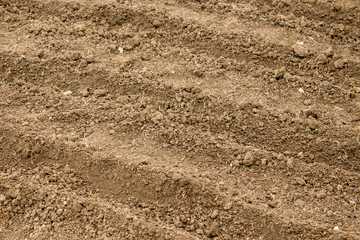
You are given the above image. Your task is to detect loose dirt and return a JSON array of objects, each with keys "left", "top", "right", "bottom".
[{"left": 0, "top": 0, "right": 359, "bottom": 239}]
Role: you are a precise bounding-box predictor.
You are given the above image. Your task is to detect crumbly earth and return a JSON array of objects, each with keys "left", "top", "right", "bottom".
[{"left": 0, "top": 0, "right": 359, "bottom": 239}]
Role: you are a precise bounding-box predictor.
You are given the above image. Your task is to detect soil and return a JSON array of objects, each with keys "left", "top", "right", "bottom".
[{"left": 0, "top": 0, "right": 360, "bottom": 239}]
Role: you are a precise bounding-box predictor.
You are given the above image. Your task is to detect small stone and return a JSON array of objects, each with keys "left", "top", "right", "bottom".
[
  {"left": 304, "top": 99, "right": 312, "bottom": 106},
  {"left": 277, "top": 153, "right": 285, "bottom": 161},
  {"left": 76, "top": 24, "right": 85, "bottom": 32},
  {"left": 141, "top": 52, "right": 151, "bottom": 61},
  {"left": 37, "top": 51, "right": 45, "bottom": 59},
  {"left": 224, "top": 202, "right": 232, "bottom": 210},
  {"left": 152, "top": 20, "right": 161, "bottom": 28},
  {"left": 283, "top": 72, "right": 293, "bottom": 81},
  {"left": 261, "top": 158, "right": 268, "bottom": 165},
  {"left": 64, "top": 165, "right": 71, "bottom": 174},
  {"left": 175, "top": 94, "right": 182, "bottom": 102},
  {"left": 50, "top": 212, "right": 58, "bottom": 221},
  {"left": 286, "top": 158, "right": 294, "bottom": 168},
  {"left": 292, "top": 44, "right": 309, "bottom": 58},
  {"left": 243, "top": 152, "right": 255, "bottom": 167},
  {"left": 295, "top": 177, "right": 306, "bottom": 186},
  {"left": 210, "top": 210, "right": 218, "bottom": 219},
  {"left": 324, "top": 47, "right": 334, "bottom": 57},
  {"left": 316, "top": 189, "right": 326, "bottom": 199},
  {"left": 274, "top": 68, "right": 285, "bottom": 79},
  {"left": 232, "top": 159, "right": 240, "bottom": 167},
  {"left": 354, "top": 87, "right": 360, "bottom": 93},
  {"left": 72, "top": 203, "right": 83, "bottom": 213},
  {"left": 56, "top": 208, "right": 64, "bottom": 215},
  {"left": 284, "top": 151, "right": 291, "bottom": 156},
  {"left": 94, "top": 89, "right": 108, "bottom": 98},
  {"left": 316, "top": 53, "right": 327, "bottom": 64},
  {"left": 8, "top": 189, "right": 20, "bottom": 199},
  {"left": 208, "top": 222, "right": 219, "bottom": 238},
  {"left": 295, "top": 199, "right": 305, "bottom": 207},
  {"left": 305, "top": 118, "right": 320, "bottom": 130},
  {"left": 22, "top": 122, "right": 29, "bottom": 126},
  {"left": 63, "top": 90, "right": 73, "bottom": 96},
  {"left": 79, "top": 88, "right": 89, "bottom": 97},
  {"left": 268, "top": 201, "right": 278, "bottom": 208},
  {"left": 334, "top": 59, "right": 345, "bottom": 69},
  {"left": 108, "top": 44, "right": 117, "bottom": 53},
  {"left": 298, "top": 152, "right": 304, "bottom": 158},
  {"left": 0, "top": 194, "right": 6, "bottom": 202},
  {"left": 196, "top": 229, "right": 204, "bottom": 235},
  {"left": 151, "top": 111, "right": 163, "bottom": 124},
  {"left": 326, "top": 210, "right": 334, "bottom": 217}
]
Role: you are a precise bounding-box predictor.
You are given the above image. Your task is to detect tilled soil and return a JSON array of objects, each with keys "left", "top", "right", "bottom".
[{"left": 0, "top": 0, "right": 359, "bottom": 239}]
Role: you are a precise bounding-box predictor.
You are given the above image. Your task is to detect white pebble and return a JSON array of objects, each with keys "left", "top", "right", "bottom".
[{"left": 63, "top": 90, "right": 73, "bottom": 96}]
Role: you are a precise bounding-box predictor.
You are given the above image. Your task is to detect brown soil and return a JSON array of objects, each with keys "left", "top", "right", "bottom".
[{"left": 0, "top": 0, "right": 359, "bottom": 239}]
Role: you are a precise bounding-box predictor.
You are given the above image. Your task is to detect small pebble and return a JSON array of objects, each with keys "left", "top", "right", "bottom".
[
  {"left": 210, "top": 210, "right": 218, "bottom": 219},
  {"left": 224, "top": 202, "right": 232, "bottom": 210},
  {"left": 292, "top": 44, "right": 310, "bottom": 58},
  {"left": 316, "top": 53, "right": 327, "bottom": 64},
  {"left": 324, "top": 47, "right": 334, "bottom": 57},
  {"left": 232, "top": 160, "right": 240, "bottom": 167},
  {"left": 295, "top": 199, "right": 305, "bottom": 207},
  {"left": 252, "top": 108, "right": 259, "bottom": 114},
  {"left": 326, "top": 210, "right": 334, "bottom": 217},
  {"left": 196, "top": 229, "right": 204, "bottom": 235},
  {"left": 63, "top": 90, "right": 73, "bottom": 96},
  {"left": 56, "top": 208, "right": 64, "bottom": 216},
  {"left": 243, "top": 152, "right": 255, "bottom": 167},
  {"left": 94, "top": 89, "right": 108, "bottom": 98},
  {"left": 0, "top": 194, "right": 6, "bottom": 202},
  {"left": 316, "top": 189, "right": 326, "bottom": 199},
  {"left": 208, "top": 222, "right": 219, "bottom": 237},
  {"left": 334, "top": 59, "right": 345, "bottom": 69},
  {"left": 151, "top": 111, "right": 164, "bottom": 124},
  {"left": 268, "top": 201, "right": 278, "bottom": 208},
  {"left": 261, "top": 158, "right": 268, "bottom": 165},
  {"left": 286, "top": 158, "right": 294, "bottom": 168},
  {"left": 79, "top": 88, "right": 89, "bottom": 97},
  {"left": 283, "top": 72, "right": 292, "bottom": 81},
  {"left": 295, "top": 177, "right": 306, "bottom": 186},
  {"left": 152, "top": 20, "right": 161, "bottom": 28},
  {"left": 274, "top": 68, "right": 285, "bottom": 79},
  {"left": 304, "top": 99, "right": 312, "bottom": 106}
]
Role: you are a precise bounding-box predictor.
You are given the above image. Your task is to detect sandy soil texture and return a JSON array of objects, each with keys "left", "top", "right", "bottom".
[{"left": 0, "top": 0, "right": 359, "bottom": 239}]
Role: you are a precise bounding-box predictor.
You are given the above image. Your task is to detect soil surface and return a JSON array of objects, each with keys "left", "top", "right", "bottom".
[{"left": 0, "top": 0, "right": 360, "bottom": 239}]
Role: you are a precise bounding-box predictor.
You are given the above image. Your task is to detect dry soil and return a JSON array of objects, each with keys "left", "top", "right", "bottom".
[{"left": 0, "top": 0, "right": 360, "bottom": 239}]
